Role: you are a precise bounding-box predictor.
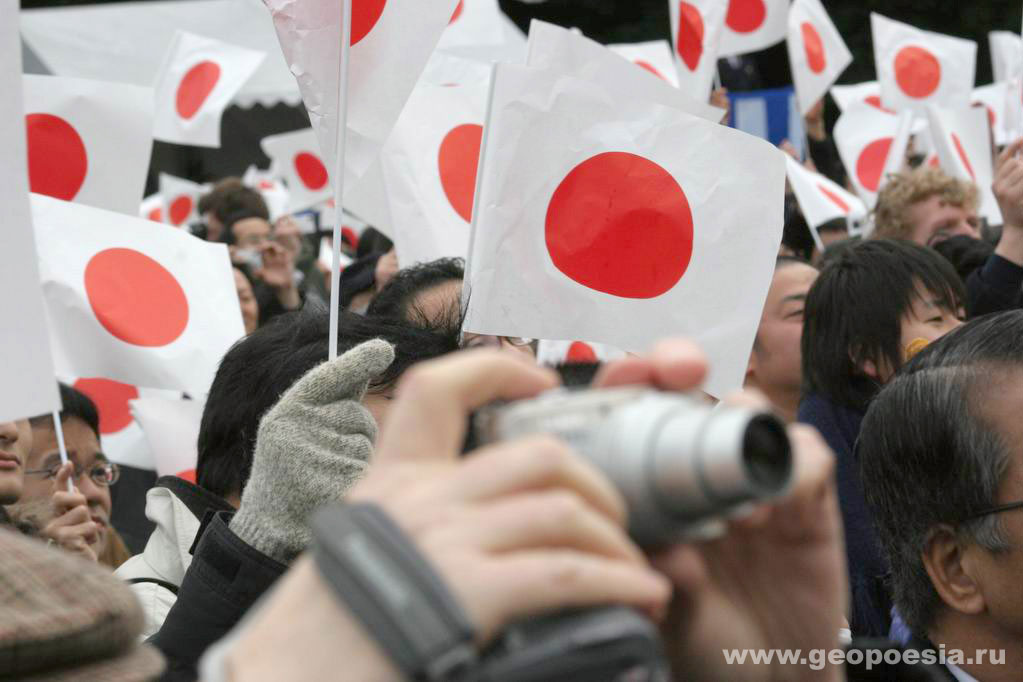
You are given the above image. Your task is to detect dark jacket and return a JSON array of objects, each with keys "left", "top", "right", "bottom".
[
  {"left": 966, "top": 254, "right": 1023, "bottom": 318},
  {"left": 149, "top": 512, "right": 287, "bottom": 682},
  {"left": 798, "top": 393, "right": 891, "bottom": 638}
]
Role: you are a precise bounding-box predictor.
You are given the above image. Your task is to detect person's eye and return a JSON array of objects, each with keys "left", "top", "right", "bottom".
[
  {"left": 785, "top": 309, "right": 804, "bottom": 320},
  {"left": 928, "top": 316, "right": 944, "bottom": 324}
]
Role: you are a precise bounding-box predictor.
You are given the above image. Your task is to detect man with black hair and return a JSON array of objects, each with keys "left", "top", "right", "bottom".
[
  {"left": 745, "top": 256, "right": 818, "bottom": 422},
  {"left": 134, "top": 310, "right": 460, "bottom": 653},
  {"left": 194, "top": 178, "right": 269, "bottom": 243},
  {"left": 14, "top": 384, "right": 116, "bottom": 565},
  {"left": 799, "top": 238, "right": 966, "bottom": 637},
  {"left": 223, "top": 213, "right": 305, "bottom": 325},
  {"left": 860, "top": 311, "right": 1023, "bottom": 681}
]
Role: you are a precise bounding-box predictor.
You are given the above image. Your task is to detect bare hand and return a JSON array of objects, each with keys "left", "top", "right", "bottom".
[
  {"left": 373, "top": 249, "right": 399, "bottom": 293},
  {"left": 42, "top": 462, "right": 99, "bottom": 563}
]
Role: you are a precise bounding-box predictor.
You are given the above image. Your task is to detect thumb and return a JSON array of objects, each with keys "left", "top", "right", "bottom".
[{"left": 277, "top": 339, "right": 396, "bottom": 409}]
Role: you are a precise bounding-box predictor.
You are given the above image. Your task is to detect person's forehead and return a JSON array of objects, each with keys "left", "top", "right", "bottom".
[
  {"left": 911, "top": 194, "right": 970, "bottom": 226},
  {"left": 31, "top": 418, "right": 102, "bottom": 464},
  {"left": 234, "top": 218, "right": 271, "bottom": 234},
  {"left": 769, "top": 264, "right": 817, "bottom": 304}
]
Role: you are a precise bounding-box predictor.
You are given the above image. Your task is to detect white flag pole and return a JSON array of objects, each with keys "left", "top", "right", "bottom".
[
  {"left": 51, "top": 412, "right": 73, "bottom": 492},
  {"left": 329, "top": 0, "right": 354, "bottom": 361}
]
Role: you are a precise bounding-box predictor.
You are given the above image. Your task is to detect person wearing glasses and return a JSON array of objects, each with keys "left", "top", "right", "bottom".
[
  {"left": 859, "top": 310, "right": 1023, "bottom": 682},
  {"left": 15, "top": 383, "right": 118, "bottom": 565}
]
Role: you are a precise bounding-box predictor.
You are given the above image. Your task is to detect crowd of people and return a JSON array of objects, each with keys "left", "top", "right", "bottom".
[{"left": 6, "top": 24, "right": 1023, "bottom": 682}]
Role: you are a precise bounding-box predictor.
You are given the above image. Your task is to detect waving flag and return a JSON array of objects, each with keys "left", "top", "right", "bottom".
[
  {"left": 719, "top": 0, "right": 788, "bottom": 57},
  {"left": 785, "top": 155, "right": 864, "bottom": 250},
  {"left": 158, "top": 174, "right": 204, "bottom": 228},
  {"left": 833, "top": 104, "right": 901, "bottom": 207},
  {"left": 463, "top": 63, "right": 784, "bottom": 398},
  {"left": 787, "top": 0, "right": 852, "bottom": 115},
  {"left": 989, "top": 31, "right": 1023, "bottom": 83},
  {"left": 609, "top": 40, "right": 680, "bottom": 88},
  {"left": 927, "top": 105, "right": 1001, "bottom": 225},
  {"left": 668, "top": 0, "right": 726, "bottom": 101},
  {"left": 261, "top": 128, "right": 333, "bottom": 212}
]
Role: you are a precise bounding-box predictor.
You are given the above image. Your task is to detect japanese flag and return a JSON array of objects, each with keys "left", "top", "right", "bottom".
[
  {"left": 24, "top": 75, "right": 153, "bottom": 217},
  {"left": 668, "top": 0, "right": 726, "bottom": 101},
  {"left": 139, "top": 194, "right": 166, "bottom": 224},
  {"left": 158, "top": 174, "right": 203, "bottom": 228},
  {"left": 833, "top": 104, "right": 901, "bottom": 207},
  {"left": 609, "top": 41, "right": 680, "bottom": 88},
  {"left": 719, "top": 0, "right": 788, "bottom": 57},
  {"left": 241, "top": 166, "right": 292, "bottom": 223},
  {"left": 0, "top": 1, "right": 60, "bottom": 422},
  {"left": 536, "top": 340, "right": 627, "bottom": 367},
  {"left": 872, "top": 13, "right": 976, "bottom": 113},
  {"left": 64, "top": 378, "right": 182, "bottom": 471},
  {"left": 989, "top": 31, "right": 1023, "bottom": 83},
  {"left": 261, "top": 128, "right": 332, "bottom": 212},
  {"left": 463, "top": 64, "right": 785, "bottom": 398},
  {"left": 369, "top": 80, "right": 489, "bottom": 266},
  {"left": 31, "top": 194, "right": 245, "bottom": 396},
  {"left": 973, "top": 83, "right": 1011, "bottom": 147},
  {"left": 785, "top": 155, "right": 864, "bottom": 250},
  {"left": 153, "top": 30, "right": 265, "bottom": 148},
  {"left": 787, "top": 0, "right": 851, "bottom": 115},
  {"left": 265, "top": 0, "right": 460, "bottom": 188},
  {"left": 830, "top": 81, "right": 893, "bottom": 114},
  {"left": 926, "top": 105, "right": 1002, "bottom": 225},
  {"left": 526, "top": 20, "right": 725, "bottom": 123},
  {"left": 130, "top": 395, "right": 206, "bottom": 477}
]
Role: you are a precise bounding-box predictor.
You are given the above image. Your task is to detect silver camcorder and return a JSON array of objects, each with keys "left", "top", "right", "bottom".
[{"left": 475, "top": 387, "right": 793, "bottom": 547}]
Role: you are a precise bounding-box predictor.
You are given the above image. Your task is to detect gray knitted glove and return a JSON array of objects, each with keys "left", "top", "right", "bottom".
[{"left": 229, "top": 339, "right": 395, "bottom": 564}]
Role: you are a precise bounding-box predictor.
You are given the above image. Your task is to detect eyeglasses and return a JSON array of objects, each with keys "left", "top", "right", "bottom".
[
  {"left": 960, "top": 501, "right": 1023, "bottom": 523},
  {"left": 24, "top": 461, "right": 120, "bottom": 487}
]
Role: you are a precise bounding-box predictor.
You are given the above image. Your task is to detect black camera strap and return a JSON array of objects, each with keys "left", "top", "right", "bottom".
[{"left": 310, "top": 504, "right": 478, "bottom": 681}]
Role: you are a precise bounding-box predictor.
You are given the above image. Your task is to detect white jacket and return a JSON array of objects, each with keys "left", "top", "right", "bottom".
[{"left": 115, "top": 479, "right": 230, "bottom": 638}]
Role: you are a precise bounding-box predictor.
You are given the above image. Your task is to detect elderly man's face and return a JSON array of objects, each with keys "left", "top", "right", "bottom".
[{"left": 905, "top": 195, "right": 980, "bottom": 247}]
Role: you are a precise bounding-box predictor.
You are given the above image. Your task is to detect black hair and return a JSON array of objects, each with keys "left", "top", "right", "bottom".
[
  {"left": 355, "top": 227, "right": 394, "bottom": 260},
  {"left": 367, "top": 258, "right": 465, "bottom": 329},
  {"left": 932, "top": 235, "right": 994, "bottom": 293},
  {"left": 817, "top": 217, "right": 848, "bottom": 236},
  {"left": 782, "top": 195, "right": 815, "bottom": 261},
  {"left": 801, "top": 238, "right": 965, "bottom": 412},
  {"left": 196, "top": 309, "right": 459, "bottom": 500},
  {"left": 29, "top": 382, "right": 100, "bottom": 440},
  {"left": 859, "top": 311, "right": 1023, "bottom": 635}
]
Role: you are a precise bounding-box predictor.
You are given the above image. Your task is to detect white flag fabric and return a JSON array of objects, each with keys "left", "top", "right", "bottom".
[
  {"left": 718, "top": 0, "right": 788, "bottom": 57},
  {"left": 130, "top": 395, "right": 206, "bottom": 477},
  {"left": 153, "top": 30, "right": 265, "bottom": 148},
  {"left": 833, "top": 104, "right": 901, "bottom": 207},
  {"left": 785, "top": 155, "right": 864, "bottom": 250},
  {"left": 609, "top": 40, "right": 680, "bottom": 88},
  {"left": 972, "top": 83, "right": 1012, "bottom": 147},
  {"left": 241, "top": 166, "right": 292, "bottom": 222},
  {"left": 668, "top": 0, "right": 726, "bottom": 102},
  {"left": 32, "top": 194, "right": 245, "bottom": 396},
  {"left": 989, "top": 31, "right": 1023, "bottom": 83},
  {"left": 830, "top": 81, "right": 892, "bottom": 113},
  {"left": 872, "top": 13, "right": 976, "bottom": 113},
  {"left": 526, "top": 20, "right": 725, "bottom": 123},
  {"left": 787, "top": 0, "right": 852, "bottom": 115},
  {"left": 266, "top": 0, "right": 460, "bottom": 188},
  {"left": 370, "top": 80, "right": 489, "bottom": 266},
  {"left": 140, "top": 194, "right": 166, "bottom": 224},
  {"left": 261, "top": 128, "right": 333, "bottom": 212},
  {"left": 464, "top": 63, "right": 785, "bottom": 397},
  {"left": 926, "top": 105, "right": 1002, "bottom": 225},
  {"left": 0, "top": 1, "right": 60, "bottom": 422},
  {"left": 437, "top": 0, "right": 526, "bottom": 64},
  {"left": 24, "top": 75, "right": 153, "bottom": 217},
  {"left": 536, "top": 340, "right": 627, "bottom": 366},
  {"left": 158, "top": 174, "right": 204, "bottom": 228}
]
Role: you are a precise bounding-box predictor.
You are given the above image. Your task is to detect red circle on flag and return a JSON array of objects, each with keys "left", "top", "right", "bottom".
[
  {"left": 438, "top": 123, "right": 483, "bottom": 223},
  {"left": 147, "top": 207, "right": 164, "bottom": 223},
  {"left": 449, "top": 0, "right": 464, "bottom": 24},
  {"left": 26, "top": 113, "right": 88, "bottom": 201},
  {"left": 294, "top": 152, "right": 329, "bottom": 190},
  {"left": 176, "top": 61, "right": 222, "bottom": 120},
  {"left": 566, "top": 342, "right": 598, "bottom": 364},
  {"left": 635, "top": 60, "right": 667, "bottom": 81},
  {"left": 545, "top": 152, "right": 694, "bottom": 299},
  {"left": 168, "top": 196, "right": 193, "bottom": 226},
  {"left": 801, "top": 22, "right": 826, "bottom": 74},
  {"left": 894, "top": 46, "right": 942, "bottom": 99},
  {"left": 817, "top": 184, "right": 850, "bottom": 214},
  {"left": 73, "top": 378, "right": 139, "bottom": 435},
  {"left": 85, "top": 248, "right": 190, "bottom": 347},
  {"left": 855, "top": 138, "right": 893, "bottom": 193},
  {"left": 351, "top": 0, "right": 387, "bottom": 46},
  {"left": 725, "top": 0, "right": 766, "bottom": 34},
  {"left": 863, "top": 95, "right": 894, "bottom": 114},
  {"left": 951, "top": 133, "right": 975, "bottom": 180},
  {"left": 677, "top": 2, "right": 705, "bottom": 72}
]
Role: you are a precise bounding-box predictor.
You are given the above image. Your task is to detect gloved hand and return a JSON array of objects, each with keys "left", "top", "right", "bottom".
[{"left": 229, "top": 339, "right": 395, "bottom": 564}]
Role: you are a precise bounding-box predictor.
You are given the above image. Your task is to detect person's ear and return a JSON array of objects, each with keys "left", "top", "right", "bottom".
[
  {"left": 921, "top": 524, "right": 986, "bottom": 618},
  {"left": 744, "top": 351, "right": 759, "bottom": 388}
]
